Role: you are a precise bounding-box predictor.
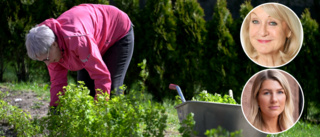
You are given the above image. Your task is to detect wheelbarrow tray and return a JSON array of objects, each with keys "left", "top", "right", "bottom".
[{"left": 175, "top": 101, "right": 266, "bottom": 137}]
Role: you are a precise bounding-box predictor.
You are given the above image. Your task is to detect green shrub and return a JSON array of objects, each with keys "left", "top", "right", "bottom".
[
  {"left": 205, "top": 126, "right": 242, "bottom": 137},
  {"left": 267, "top": 122, "right": 320, "bottom": 137},
  {"left": 130, "top": 0, "right": 177, "bottom": 101},
  {"left": 40, "top": 82, "right": 168, "bottom": 137},
  {"left": 178, "top": 113, "right": 198, "bottom": 137},
  {"left": 172, "top": 0, "right": 207, "bottom": 99},
  {"left": 192, "top": 90, "right": 237, "bottom": 104},
  {"left": 0, "top": 91, "right": 40, "bottom": 136},
  {"left": 202, "top": 0, "right": 240, "bottom": 98}
]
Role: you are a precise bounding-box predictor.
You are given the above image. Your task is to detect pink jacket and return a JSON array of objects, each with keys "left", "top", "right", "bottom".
[{"left": 40, "top": 4, "right": 131, "bottom": 106}]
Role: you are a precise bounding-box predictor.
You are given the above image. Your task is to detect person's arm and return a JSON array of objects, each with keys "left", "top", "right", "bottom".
[
  {"left": 76, "top": 36, "right": 111, "bottom": 97},
  {"left": 48, "top": 63, "right": 68, "bottom": 106}
]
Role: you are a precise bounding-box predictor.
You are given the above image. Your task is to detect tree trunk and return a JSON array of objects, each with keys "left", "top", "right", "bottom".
[{"left": 15, "top": 55, "right": 28, "bottom": 82}]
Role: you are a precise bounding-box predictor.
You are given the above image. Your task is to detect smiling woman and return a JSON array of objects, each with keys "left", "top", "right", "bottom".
[
  {"left": 240, "top": 3, "right": 303, "bottom": 68},
  {"left": 241, "top": 69, "right": 304, "bottom": 134}
]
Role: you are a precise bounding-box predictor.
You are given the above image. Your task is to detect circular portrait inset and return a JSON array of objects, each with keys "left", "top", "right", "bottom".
[
  {"left": 241, "top": 69, "right": 304, "bottom": 134},
  {"left": 240, "top": 3, "right": 303, "bottom": 68}
]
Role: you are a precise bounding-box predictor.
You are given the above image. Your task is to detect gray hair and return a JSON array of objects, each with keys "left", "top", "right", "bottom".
[{"left": 25, "top": 25, "right": 55, "bottom": 60}]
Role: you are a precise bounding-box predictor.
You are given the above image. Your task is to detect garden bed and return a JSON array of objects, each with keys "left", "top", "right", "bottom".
[{"left": 0, "top": 86, "right": 49, "bottom": 136}]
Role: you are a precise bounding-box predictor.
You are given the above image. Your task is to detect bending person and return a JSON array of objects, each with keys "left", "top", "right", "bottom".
[{"left": 25, "top": 4, "right": 134, "bottom": 107}]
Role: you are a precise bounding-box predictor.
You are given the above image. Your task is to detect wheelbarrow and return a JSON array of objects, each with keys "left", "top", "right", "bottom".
[{"left": 169, "top": 84, "right": 266, "bottom": 137}]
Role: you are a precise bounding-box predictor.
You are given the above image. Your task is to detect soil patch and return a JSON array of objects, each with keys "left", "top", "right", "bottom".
[{"left": 0, "top": 86, "right": 49, "bottom": 136}]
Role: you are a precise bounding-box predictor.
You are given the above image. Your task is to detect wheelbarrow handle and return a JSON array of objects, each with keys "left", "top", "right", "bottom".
[{"left": 169, "top": 84, "right": 186, "bottom": 103}]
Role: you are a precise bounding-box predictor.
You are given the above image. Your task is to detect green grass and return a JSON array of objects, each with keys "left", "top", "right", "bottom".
[
  {"left": 267, "top": 121, "right": 320, "bottom": 137},
  {"left": 162, "top": 98, "right": 181, "bottom": 136},
  {"left": 0, "top": 82, "right": 50, "bottom": 101},
  {"left": 0, "top": 75, "right": 76, "bottom": 101}
]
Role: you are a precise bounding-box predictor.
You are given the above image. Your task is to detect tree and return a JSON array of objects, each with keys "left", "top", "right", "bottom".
[
  {"left": 203, "top": 0, "right": 240, "bottom": 98},
  {"left": 283, "top": 8, "right": 320, "bottom": 121},
  {"left": 0, "top": 0, "right": 12, "bottom": 82},
  {"left": 131, "top": 0, "right": 177, "bottom": 100},
  {"left": 173, "top": 0, "right": 207, "bottom": 99},
  {"left": 5, "top": 0, "right": 35, "bottom": 82}
]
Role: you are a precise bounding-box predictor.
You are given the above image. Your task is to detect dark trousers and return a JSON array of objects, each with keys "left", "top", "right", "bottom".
[{"left": 77, "top": 25, "right": 134, "bottom": 97}]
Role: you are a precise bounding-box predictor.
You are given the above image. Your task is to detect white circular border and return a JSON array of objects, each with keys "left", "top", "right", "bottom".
[
  {"left": 240, "top": 2, "right": 304, "bottom": 68},
  {"left": 240, "top": 69, "right": 305, "bottom": 135}
]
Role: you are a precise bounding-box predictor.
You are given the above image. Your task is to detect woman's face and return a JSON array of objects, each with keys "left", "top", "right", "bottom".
[
  {"left": 36, "top": 42, "right": 62, "bottom": 66},
  {"left": 249, "top": 7, "right": 290, "bottom": 55},
  {"left": 257, "top": 79, "right": 286, "bottom": 119}
]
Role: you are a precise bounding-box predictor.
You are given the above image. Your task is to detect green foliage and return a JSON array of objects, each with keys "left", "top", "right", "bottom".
[
  {"left": 202, "top": 0, "right": 241, "bottom": 99},
  {"left": 137, "top": 59, "right": 149, "bottom": 92},
  {"left": 239, "top": 0, "right": 253, "bottom": 20},
  {"left": 283, "top": 8, "right": 320, "bottom": 120},
  {"left": 6, "top": 0, "right": 35, "bottom": 82},
  {"left": 0, "top": 82, "right": 50, "bottom": 101},
  {"left": 129, "top": 0, "right": 177, "bottom": 101},
  {"left": 39, "top": 81, "right": 168, "bottom": 137},
  {"left": 162, "top": 98, "right": 181, "bottom": 135},
  {"left": 0, "top": 1, "right": 10, "bottom": 82},
  {"left": 178, "top": 113, "right": 198, "bottom": 137},
  {"left": 112, "top": 0, "right": 139, "bottom": 24},
  {"left": 267, "top": 122, "right": 320, "bottom": 137},
  {"left": 306, "top": 102, "right": 320, "bottom": 122},
  {"left": 207, "top": 0, "right": 235, "bottom": 59},
  {"left": 191, "top": 90, "right": 237, "bottom": 104},
  {"left": 0, "top": 83, "right": 168, "bottom": 136},
  {"left": 175, "top": 95, "right": 183, "bottom": 105},
  {"left": 205, "top": 126, "right": 242, "bottom": 137},
  {"left": 0, "top": 91, "right": 41, "bottom": 136},
  {"left": 172, "top": 0, "right": 207, "bottom": 99},
  {"left": 0, "top": 60, "right": 169, "bottom": 136},
  {"left": 61, "top": 0, "right": 109, "bottom": 10}
]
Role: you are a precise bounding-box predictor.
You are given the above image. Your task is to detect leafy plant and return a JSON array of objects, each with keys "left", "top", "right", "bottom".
[
  {"left": 31, "top": 101, "right": 44, "bottom": 109},
  {"left": 131, "top": 0, "right": 178, "bottom": 101},
  {"left": 38, "top": 80, "right": 168, "bottom": 137},
  {"left": 205, "top": 126, "right": 242, "bottom": 137},
  {"left": 202, "top": 0, "right": 241, "bottom": 100},
  {"left": 178, "top": 113, "right": 198, "bottom": 137},
  {"left": 267, "top": 122, "right": 320, "bottom": 137},
  {"left": 191, "top": 90, "right": 237, "bottom": 104},
  {"left": 175, "top": 89, "right": 237, "bottom": 105},
  {"left": 0, "top": 91, "right": 40, "bottom": 136},
  {"left": 172, "top": 0, "right": 207, "bottom": 100},
  {"left": 137, "top": 59, "right": 149, "bottom": 93}
]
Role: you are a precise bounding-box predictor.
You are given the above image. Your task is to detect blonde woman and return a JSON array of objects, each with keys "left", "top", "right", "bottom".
[
  {"left": 248, "top": 69, "right": 294, "bottom": 133},
  {"left": 241, "top": 3, "right": 303, "bottom": 67}
]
